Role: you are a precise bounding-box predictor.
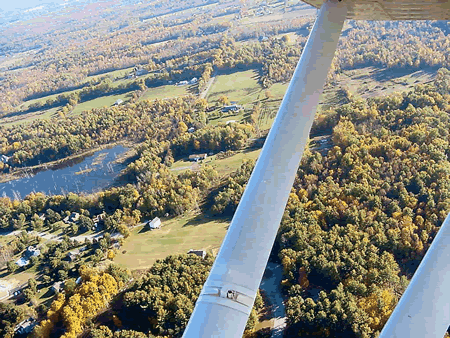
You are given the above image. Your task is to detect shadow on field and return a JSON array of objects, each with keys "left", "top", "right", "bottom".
[
  {"left": 138, "top": 226, "right": 151, "bottom": 234},
  {"left": 183, "top": 214, "right": 232, "bottom": 228}
]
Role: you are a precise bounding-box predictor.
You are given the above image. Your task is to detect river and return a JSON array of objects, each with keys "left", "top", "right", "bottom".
[{"left": 0, "top": 144, "right": 129, "bottom": 200}]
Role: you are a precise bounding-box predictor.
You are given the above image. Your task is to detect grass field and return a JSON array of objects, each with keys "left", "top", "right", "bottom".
[
  {"left": 139, "top": 84, "right": 190, "bottom": 101},
  {"left": 210, "top": 148, "right": 262, "bottom": 175},
  {"left": 114, "top": 213, "right": 230, "bottom": 270},
  {"left": 71, "top": 93, "right": 133, "bottom": 115},
  {"left": 0, "top": 107, "right": 59, "bottom": 127},
  {"left": 85, "top": 66, "right": 136, "bottom": 81},
  {"left": 172, "top": 148, "right": 262, "bottom": 177},
  {"left": 207, "top": 69, "right": 263, "bottom": 105}
]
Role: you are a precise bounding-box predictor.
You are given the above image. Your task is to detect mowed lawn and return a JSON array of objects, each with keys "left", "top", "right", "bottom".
[
  {"left": 71, "top": 93, "right": 133, "bottom": 115},
  {"left": 114, "top": 214, "right": 230, "bottom": 270},
  {"left": 209, "top": 148, "right": 262, "bottom": 176},
  {"left": 0, "top": 107, "right": 60, "bottom": 127},
  {"left": 139, "top": 84, "right": 190, "bottom": 101},
  {"left": 171, "top": 148, "right": 262, "bottom": 177},
  {"left": 207, "top": 70, "right": 263, "bottom": 105}
]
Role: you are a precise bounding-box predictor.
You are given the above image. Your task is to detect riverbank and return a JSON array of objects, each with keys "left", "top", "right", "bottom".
[{"left": 0, "top": 141, "right": 136, "bottom": 184}]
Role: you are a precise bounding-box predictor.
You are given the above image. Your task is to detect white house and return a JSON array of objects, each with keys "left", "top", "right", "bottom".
[
  {"left": 113, "top": 99, "right": 123, "bottom": 106},
  {"left": 189, "top": 77, "right": 198, "bottom": 84},
  {"left": 189, "top": 154, "right": 207, "bottom": 161},
  {"left": 188, "top": 249, "right": 207, "bottom": 259},
  {"left": 147, "top": 217, "right": 161, "bottom": 230}
]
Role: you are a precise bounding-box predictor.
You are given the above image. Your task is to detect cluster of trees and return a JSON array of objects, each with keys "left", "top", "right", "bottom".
[
  {"left": 0, "top": 303, "right": 26, "bottom": 338},
  {"left": 0, "top": 96, "right": 197, "bottom": 170},
  {"left": 211, "top": 159, "right": 255, "bottom": 215},
  {"left": 23, "top": 254, "right": 263, "bottom": 338},
  {"left": 171, "top": 123, "right": 254, "bottom": 157},
  {"left": 97, "top": 254, "right": 264, "bottom": 337},
  {"left": 277, "top": 72, "right": 450, "bottom": 337},
  {"left": 33, "top": 265, "right": 128, "bottom": 338},
  {"left": 336, "top": 21, "right": 450, "bottom": 71}
]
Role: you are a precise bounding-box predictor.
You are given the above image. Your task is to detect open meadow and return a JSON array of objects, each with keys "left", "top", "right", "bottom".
[{"left": 114, "top": 213, "right": 230, "bottom": 270}]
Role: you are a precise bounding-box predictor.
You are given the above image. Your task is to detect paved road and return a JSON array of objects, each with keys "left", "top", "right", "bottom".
[
  {"left": 4, "top": 229, "right": 123, "bottom": 243},
  {"left": 260, "top": 262, "right": 286, "bottom": 338}
]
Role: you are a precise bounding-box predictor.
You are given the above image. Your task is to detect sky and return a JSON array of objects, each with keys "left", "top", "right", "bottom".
[{"left": 0, "top": 0, "right": 67, "bottom": 13}]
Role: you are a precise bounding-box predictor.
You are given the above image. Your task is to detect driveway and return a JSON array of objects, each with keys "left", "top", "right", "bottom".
[
  {"left": 199, "top": 71, "right": 217, "bottom": 99},
  {"left": 260, "top": 262, "right": 286, "bottom": 338}
]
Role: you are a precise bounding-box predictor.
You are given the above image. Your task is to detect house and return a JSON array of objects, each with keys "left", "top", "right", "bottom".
[
  {"left": 189, "top": 77, "right": 198, "bottom": 84},
  {"left": 135, "top": 68, "right": 148, "bottom": 76},
  {"left": 226, "top": 120, "right": 236, "bottom": 125},
  {"left": 188, "top": 154, "right": 207, "bottom": 162},
  {"left": 113, "top": 99, "right": 123, "bottom": 106},
  {"left": 14, "top": 317, "right": 36, "bottom": 335},
  {"left": 64, "top": 212, "right": 80, "bottom": 224},
  {"left": 93, "top": 213, "right": 105, "bottom": 224},
  {"left": 93, "top": 213, "right": 105, "bottom": 230},
  {"left": 67, "top": 249, "right": 81, "bottom": 262},
  {"left": 221, "top": 105, "right": 242, "bottom": 113},
  {"left": 147, "top": 217, "right": 161, "bottom": 230},
  {"left": 75, "top": 276, "right": 83, "bottom": 285},
  {"left": 188, "top": 127, "right": 195, "bottom": 133},
  {"left": 177, "top": 80, "right": 188, "bottom": 86},
  {"left": 15, "top": 257, "right": 29, "bottom": 267},
  {"left": 25, "top": 246, "right": 40, "bottom": 257},
  {"left": 51, "top": 281, "right": 64, "bottom": 293},
  {"left": 188, "top": 249, "right": 207, "bottom": 259},
  {"left": 0, "top": 155, "right": 9, "bottom": 163}
]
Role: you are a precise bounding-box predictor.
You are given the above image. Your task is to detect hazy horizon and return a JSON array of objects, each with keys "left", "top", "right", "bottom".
[{"left": 0, "top": 0, "right": 67, "bottom": 14}]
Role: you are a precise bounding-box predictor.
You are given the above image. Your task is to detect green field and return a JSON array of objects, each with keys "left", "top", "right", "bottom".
[
  {"left": 0, "top": 107, "right": 59, "bottom": 127},
  {"left": 207, "top": 69, "right": 263, "bottom": 105},
  {"left": 85, "top": 66, "right": 136, "bottom": 81},
  {"left": 71, "top": 93, "right": 133, "bottom": 115},
  {"left": 114, "top": 213, "right": 230, "bottom": 270},
  {"left": 210, "top": 148, "right": 262, "bottom": 175},
  {"left": 139, "top": 84, "right": 190, "bottom": 101},
  {"left": 172, "top": 148, "right": 262, "bottom": 177}
]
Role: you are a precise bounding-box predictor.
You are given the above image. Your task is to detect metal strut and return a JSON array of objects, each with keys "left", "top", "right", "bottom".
[
  {"left": 380, "top": 210, "right": 450, "bottom": 338},
  {"left": 183, "top": 1, "right": 347, "bottom": 336}
]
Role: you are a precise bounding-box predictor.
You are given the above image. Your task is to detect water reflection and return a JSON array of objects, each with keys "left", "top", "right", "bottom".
[{"left": 0, "top": 145, "right": 129, "bottom": 200}]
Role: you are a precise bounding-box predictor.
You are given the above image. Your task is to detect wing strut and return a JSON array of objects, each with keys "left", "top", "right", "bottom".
[
  {"left": 380, "top": 211, "right": 450, "bottom": 337},
  {"left": 183, "top": 1, "right": 347, "bottom": 336}
]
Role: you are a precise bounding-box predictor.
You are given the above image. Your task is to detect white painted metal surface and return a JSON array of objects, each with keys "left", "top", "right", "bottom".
[
  {"left": 182, "top": 1, "right": 348, "bottom": 336},
  {"left": 302, "top": 0, "right": 450, "bottom": 20},
  {"left": 379, "top": 211, "right": 450, "bottom": 338}
]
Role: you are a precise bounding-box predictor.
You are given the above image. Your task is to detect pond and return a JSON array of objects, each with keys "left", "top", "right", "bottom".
[{"left": 0, "top": 144, "right": 130, "bottom": 200}]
